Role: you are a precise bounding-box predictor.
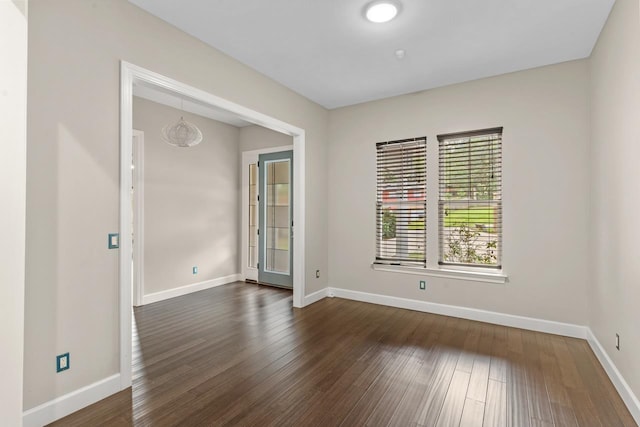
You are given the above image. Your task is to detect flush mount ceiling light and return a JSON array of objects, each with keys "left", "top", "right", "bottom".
[
  {"left": 161, "top": 99, "right": 203, "bottom": 148},
  {"left": 365, "top": 1, "right": 399, "bottom": 23}
]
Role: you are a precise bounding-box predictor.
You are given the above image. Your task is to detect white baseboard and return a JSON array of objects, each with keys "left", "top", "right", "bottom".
[
  {"left": 142, "top": 273, "right": 241, "bottom": 305},
  {"left": 327, "top": 287, "right": 587, "bottom": 339},
  {"left": 587, "top": 329, "right": 640, "bottom": 424},
  {"left": 303, "top": 287, "right": 328, "bottom": 306},
  {"left": 22, "top": 374, "right": 121, "bottom": 427}
]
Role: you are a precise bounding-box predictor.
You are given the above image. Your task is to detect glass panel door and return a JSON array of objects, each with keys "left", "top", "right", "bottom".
[{"left": 258, "top": 151, "right": 293, "bottom": 288}]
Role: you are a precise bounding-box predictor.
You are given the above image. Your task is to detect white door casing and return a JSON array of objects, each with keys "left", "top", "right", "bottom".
[{"left": 131, "top": 129, "right": 144, "bottom": 307}]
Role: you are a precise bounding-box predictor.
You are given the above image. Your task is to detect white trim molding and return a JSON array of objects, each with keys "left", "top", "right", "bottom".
[
  {"left": 371, "top": 263, "right": 508, "bottom": 284},
  {"left": 142, "top": 274, "right": 242, "bottom": 305},
  {"left": 303, "top": 287, "right": 329, "bottom": 307},
  {"left": 132, "top": 129, "right": 145, "bottom": 307},
  {"left": 22, "top": 374, "right": 121, "bottom": 427},
  {"left": 326, "top": 287, "right": 586, "bottom": 338},
  {"left": 306, "top": 286, "right": 585, "bottom": 338},
  {"left": 587, "top": 329, "right": 640, "bottom": 424}
]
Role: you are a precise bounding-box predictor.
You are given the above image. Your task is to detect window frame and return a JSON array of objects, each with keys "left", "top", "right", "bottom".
[
  {"left": 370, "top": 129, "right": 507, "bottom": 283},
  {"left": 437, "top": 127, "right": 503, "bottom": 270},
  {"left": 374, "top": 137, "right": 428, "bottom": 268}
]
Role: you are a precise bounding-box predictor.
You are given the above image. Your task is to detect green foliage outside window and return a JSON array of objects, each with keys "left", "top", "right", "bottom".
[
  {"left": 382, "top": 208, "right": 396, "bottom": 239},
  {"left": 444, "top": 223, "right": 497, "bottom": 265}
]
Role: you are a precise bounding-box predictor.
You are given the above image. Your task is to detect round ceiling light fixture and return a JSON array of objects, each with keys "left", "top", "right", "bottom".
[{"left": 365, "top": 1, "right": 399, "bottom": 23}]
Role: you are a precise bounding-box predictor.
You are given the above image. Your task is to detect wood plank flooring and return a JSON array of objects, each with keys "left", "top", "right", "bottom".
[{"left": 51, "top": 282, "right": 636, "bottom": 426}]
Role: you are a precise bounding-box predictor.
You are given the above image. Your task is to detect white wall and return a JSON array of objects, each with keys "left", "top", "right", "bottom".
[
  {"left": 328, "top": 60, "right": 590, "bottom": 325},
  {"left": 0, "top": 1, "right": 27, "bottom": 424},
  {"left": 133, "top": 97, "right": 240, "bottom": 295},
  {"left": 589, "top": 0, "right": 640, "bottom": 400},
  {"left": 25, "top": 0, "right": 328, "bottom": 410}
]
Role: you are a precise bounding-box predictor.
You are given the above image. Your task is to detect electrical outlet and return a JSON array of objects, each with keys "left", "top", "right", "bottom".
[
  {"left": 616, "top": 333, "right": 620, "bottom": 350},
  {"left": 192, "top": 266, "right": 198, "bottom": 275},
  {"left": 315, "top": 270, "right": 320, "bottom": 278},
  {"left": 56, "top": 353, "right": 70, "bottom": 373},
  {"left": 419, "top": 280, "right": 426, "bottom": 290},
  {"left": 108, "top": 233, "right": 119, "bottom": 249}
]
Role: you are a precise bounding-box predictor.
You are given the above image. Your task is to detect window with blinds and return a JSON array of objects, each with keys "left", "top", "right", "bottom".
[
  {"left": 438, "top": 128, "right": 502, "bottom": 269},
  {"left": 375, "top": 137, "right": 427, "bottom": 267}
]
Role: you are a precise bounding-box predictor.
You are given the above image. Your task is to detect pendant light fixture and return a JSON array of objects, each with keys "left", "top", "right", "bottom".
[{"left": 161, "top": 99, "right": 203, "bottom": 148}]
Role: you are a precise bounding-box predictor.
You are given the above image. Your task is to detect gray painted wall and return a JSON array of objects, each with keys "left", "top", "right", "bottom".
[
  {"left": 133, "top": 96, "right": 240, "bottom": 296},
  {"left": 328, "top": 60, "right": 590, "bottom": 325},
  {"left": 589, "top": 0, "right": 640, "bottom": 401}
]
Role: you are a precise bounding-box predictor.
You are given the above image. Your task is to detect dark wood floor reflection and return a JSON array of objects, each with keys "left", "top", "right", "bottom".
[{"left": 51, "top": 282, "right": 636, "bottom": 426}]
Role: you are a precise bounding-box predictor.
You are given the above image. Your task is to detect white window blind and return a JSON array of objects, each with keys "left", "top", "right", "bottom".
[
  {"left": 438, "top": 128, "right": 502, "bottom": 269},
  {"left": 375, "top": 137, "right": 427, "bottom": 267}
]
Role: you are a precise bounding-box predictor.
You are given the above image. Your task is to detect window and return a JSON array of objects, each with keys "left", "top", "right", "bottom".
[
  {"left": 375, "top": 137, "right": 427, "bottom": 267},
  {"left": 438, "top": 128, "right": 502, "bottom": 269}
]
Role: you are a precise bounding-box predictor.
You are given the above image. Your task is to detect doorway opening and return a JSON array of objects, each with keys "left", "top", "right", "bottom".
[
  {"left": 120, "top": 61, "right": 306, "bottom": 390},
  {"left": 242, "top": 147, "right": 294, "bottom": 288}
]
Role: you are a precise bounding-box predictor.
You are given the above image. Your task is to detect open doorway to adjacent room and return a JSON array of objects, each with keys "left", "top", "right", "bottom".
[{"left": 120, "top": 62, "right": 306, "bottom": 390}]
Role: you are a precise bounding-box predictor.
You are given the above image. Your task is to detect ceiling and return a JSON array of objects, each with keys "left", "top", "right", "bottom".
[{"left": 129, "top": 0, "right": 614, "bottom": 109}]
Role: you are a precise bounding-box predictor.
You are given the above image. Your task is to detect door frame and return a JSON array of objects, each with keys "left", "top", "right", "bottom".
[
  {"left": 258, "top": 150, "right": 294, "bottom": 288},
  {"left": 241, "top": 146, "right": 293, "bottom": 283},
  {"left": 131, "top": 129, "right": 145, "bottom": 307},
  {"left": 120, "top": 61, "right": 307, "bottom": 390}
]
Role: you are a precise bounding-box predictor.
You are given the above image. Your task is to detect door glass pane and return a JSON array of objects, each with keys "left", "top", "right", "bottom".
[
  {"left": 248, "top": 163, "right": 258, "bottom": 268},
  {"left": 264, "top": 159, "right": 290, "bottom": 274}
]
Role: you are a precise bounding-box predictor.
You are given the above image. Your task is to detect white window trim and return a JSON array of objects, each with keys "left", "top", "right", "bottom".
[
  {"left": 436, "top": 128, "right": 503, "bottom": 270},
  {"left": 371, "top": 129, "right": 507, "bottom": 284},
  {"left": 370, "top": 262, "right": 507, "bottom": 284}
]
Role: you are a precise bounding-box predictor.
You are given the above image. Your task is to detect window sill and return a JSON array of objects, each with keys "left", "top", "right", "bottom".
[{"left": 371, "top": 263, "right": 508, "bottom": 284}]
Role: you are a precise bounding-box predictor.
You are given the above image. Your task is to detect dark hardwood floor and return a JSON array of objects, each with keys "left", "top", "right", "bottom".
[{"left": 51, "top": 282, "right": 636, "bottom": 426}]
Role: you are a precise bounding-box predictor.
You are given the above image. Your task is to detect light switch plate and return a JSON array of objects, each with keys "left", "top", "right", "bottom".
[
  {"left": 56, "top": 353, "right": 70, "bottom": 373},
  {"left": 108, "top": 233, "right": 119, "bottom": 249}
]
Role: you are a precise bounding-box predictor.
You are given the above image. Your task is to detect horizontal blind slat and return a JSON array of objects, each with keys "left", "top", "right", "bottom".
[
  {"left": 438, "top": 129, "right": 502, "bottom": 268},
  {"left": 376, "top": 137, "right": 427, "bottom": 266}
]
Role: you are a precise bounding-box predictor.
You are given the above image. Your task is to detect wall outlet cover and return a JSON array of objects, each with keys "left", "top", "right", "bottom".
[
  {"left": 56, "top": 353, "right": 70, "bottom": 373},
  {"left": 419, "top": 280, "right": 426, "bottom": 290}
]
